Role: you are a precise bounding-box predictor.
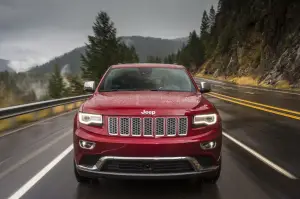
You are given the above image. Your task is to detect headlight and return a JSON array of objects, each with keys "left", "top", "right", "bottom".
[
  {"left": 78, "top": 112, "right": 103, "bottom": 125},
  {"left": 193, "top": 114, "right": 217, "bottom": 126}
]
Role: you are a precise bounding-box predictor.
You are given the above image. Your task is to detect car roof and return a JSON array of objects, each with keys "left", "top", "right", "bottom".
[{"left": 111, "top": 63, "right": 186, "bottom": 69}]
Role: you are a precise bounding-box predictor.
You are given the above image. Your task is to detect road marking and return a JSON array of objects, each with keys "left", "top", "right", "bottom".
[
  {"left": 196, "top": 77, "right": 300, "bottom": 96},
  {"left": 0, "top": 110, "right": 77, "bottom": 138},
  {"left": 0, "top": 129, "right": 71, "bottom": 180},
  {"left": 207, "top": 93, "right": 300, "bottom": 121},
  {"left": 211, "top": 92, "right": 300, "bottom": 115},
  {"left": 245, "top": 92, "right": 255, "bottom": 95},
  {"left": 223, "top": 132, "right": 297, "bottom": 179},
  {"left": 8, "top": 144, "right": 73, "bottom": 199}
]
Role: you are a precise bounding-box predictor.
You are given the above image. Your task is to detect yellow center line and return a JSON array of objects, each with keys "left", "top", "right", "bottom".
[
  {"left": 210, "top": 92, "right": 300, "bottom": 116},
  {"left": 207, "top": 93, "right": 300, "bottom": 121}
]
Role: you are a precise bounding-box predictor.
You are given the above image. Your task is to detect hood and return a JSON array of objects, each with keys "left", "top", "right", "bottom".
[{"left": 82, "top": 91, "right": 209, "bottom": 115}]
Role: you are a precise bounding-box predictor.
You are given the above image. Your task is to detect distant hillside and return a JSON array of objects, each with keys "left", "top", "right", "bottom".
[
  {"left": 0, "top": 59, "right": 15, "bottom": 72},
  {"left": 28, "top": 47, "right": 85, "bottom": 75},
  {"left": 199, "top": 0, "right": 300, "bottom": 88},
  {"left": 29, "top": 36, "right": 187, "bottom": 75}
]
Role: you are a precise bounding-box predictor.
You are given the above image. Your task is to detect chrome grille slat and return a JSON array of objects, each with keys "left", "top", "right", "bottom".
[
  {"left": 131, "top": 118, "right": 141, "bottom": 136},
  {"left": 108, "top": 117, "right": 118, "bottom": 135},
  {"left": 178, "top": 117, "right": 188, "bottom": 136},
  {"left": 120, "top": 117, "right": 130, "bottom": 136},
  {"left": 143, "top": 118, "right": 153, "bottom": 136},
  {"left": 155, "top": 118, "right": 164, "bottom": 136},
  {"left": 108, "top": 116, "right": 188, "bottom": 137},
  {"left": 167, "top": 118, "right": 176, "bottom": 136}
]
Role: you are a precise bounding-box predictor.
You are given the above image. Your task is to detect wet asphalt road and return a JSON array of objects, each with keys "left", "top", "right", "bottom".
[{"left": 1, "top": 79, "right": 300, "bottom": 199}]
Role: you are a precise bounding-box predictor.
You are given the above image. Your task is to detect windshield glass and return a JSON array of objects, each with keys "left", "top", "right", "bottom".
[{"left": 98, "top": 67, "right": 196, "bottom": 92}]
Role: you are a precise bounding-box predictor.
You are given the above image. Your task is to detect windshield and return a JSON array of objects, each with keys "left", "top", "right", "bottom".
[{"left": 98, "top": 67, "right": 196, "bottom": 92}]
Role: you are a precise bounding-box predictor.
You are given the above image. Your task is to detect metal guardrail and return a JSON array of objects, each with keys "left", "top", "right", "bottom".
[{"left": 0, "top": 94, "right": 92, "bottom": 120}]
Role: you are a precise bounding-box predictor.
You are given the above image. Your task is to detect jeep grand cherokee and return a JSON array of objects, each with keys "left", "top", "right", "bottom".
[{"left": 73, "top": 63, "right": 222, "bottom": 184}]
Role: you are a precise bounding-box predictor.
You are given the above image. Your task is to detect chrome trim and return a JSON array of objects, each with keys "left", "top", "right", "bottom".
[
  {"left": 166, "top": 117, "right": 176, "bottom": 137},
  {"left": 143, "top": 117, "right": 153, "bottom": 137},
  {"left": 107, "top": 116, "right": 188, "bottom": 137},
  {"left": 77, "top": 165, "right": 98, "bottom": 171},
  {"left": 178, "top": 117, "right": 188, "bottom": 136},
  {"left": 94, "top": 156, "right": 203, "bottom": 172},
  {"left": 108, "top": 117, "right": 118, "bottom": 135},
  {"left": 76, "top": 157, "right": 219, "bottom": 177},
  {"left": 76, "top": 167, "right": 220, "bottom": 178},
  {"left": 119, "top": 117, "right": 130, "bottom": 136},
  {"left": 131, "top": 117, "right": 142, "bottom": 137},
  {"left": 155, "top": 117, "right": 165, "bottom": 137}
]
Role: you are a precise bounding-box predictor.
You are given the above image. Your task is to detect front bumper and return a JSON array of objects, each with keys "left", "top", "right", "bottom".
[
  {"left": 76, "top": 156, "right": 220, "bottom": 179},
  {"left": 74, "top": 126, "right": 222, "bottom": 179}
]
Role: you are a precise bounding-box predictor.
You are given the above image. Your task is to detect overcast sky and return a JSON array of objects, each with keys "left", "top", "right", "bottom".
[{"left": 0, "top": 0, "right": 217, "bottom": 72}]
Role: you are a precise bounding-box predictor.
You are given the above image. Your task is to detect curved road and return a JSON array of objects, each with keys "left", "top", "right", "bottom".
[{"left": 0, "top": 79, "right": 300, "bottom": 199}]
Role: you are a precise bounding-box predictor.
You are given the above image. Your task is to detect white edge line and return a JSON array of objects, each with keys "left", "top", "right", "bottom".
[
  {"left": 0, "top": 110, "right": 77, "bottom": 138},
  {"left": 0, "top": 130, "right": 72, "bottom": 180},
  {"left": 8, "top": 144, "right": 73, "bottom": 199},
  {"left": 223, "top": 132, "right": 297, "bottom": 180}
]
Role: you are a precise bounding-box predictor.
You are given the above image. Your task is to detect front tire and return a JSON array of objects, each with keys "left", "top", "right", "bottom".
[{"left": 74, "top": 161, "right": 98, "bottom": 184}]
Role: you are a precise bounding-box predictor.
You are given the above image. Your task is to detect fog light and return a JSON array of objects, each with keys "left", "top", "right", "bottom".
[
  {"left": 79, "top": 140, "right": 95, "bottom": 150},
  {"left": 200, "top": 141, "right": 217, "bottom": 150}
]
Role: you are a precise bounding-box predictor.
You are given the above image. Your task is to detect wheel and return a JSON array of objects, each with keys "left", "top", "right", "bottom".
[{"left": 74, "top": 161, "right": 98, "bottom": 184}]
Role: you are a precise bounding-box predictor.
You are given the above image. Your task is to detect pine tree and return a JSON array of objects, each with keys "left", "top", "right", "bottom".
[
  {"left": 81, "top": 12, "right": 120, "bottom": 82},
  {"left": 118, "top": 43, "right": 139, "bottom": 63},
  {"left": 69, "top": 75, "right": 84, "bottom": 96},
  {"left": 187, "top": 31, "right": 205, "bottom": 66},
  {"left": 147, "top": 56, "right": 161, "bottom": 63},
  {"left": 48, "top": 64, "right": 66, "bottom": 99},
  {"left": 155, "top": 56, "right": 162, "bottom": 63},
  {"left": 200, "top": 11, "right": 210, "bottom": 37},
  {"left": 217, "top": 0, "right": 223, "bottom": 13},
  {"left": 209, "top": 6, "right": 216, "bottom": 32}
]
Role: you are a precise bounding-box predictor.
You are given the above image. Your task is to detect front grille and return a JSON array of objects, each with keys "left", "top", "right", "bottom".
[
  {"left": 155, "top": 118, "right": 164, "bottom": 136},
  {"left": 107, "top": 116, "right": 188, "bottom": 137},
  {"left": 144, "top": 118, "right": 153, "bottom": 136},
  {"left": 101, "top": 160, "right": 194, "bottom": 174},
  {"left": 120, "top": 118, "right": 130, "bottom": 136},
  {"left": 108, "top": 117, "right": 118, "bottom": 135},
  {"left": 132, "top": 118, "right": 141, "bottom": 136}
]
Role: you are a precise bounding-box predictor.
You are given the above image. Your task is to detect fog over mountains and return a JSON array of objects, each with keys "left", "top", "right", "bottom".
[
  {"left": 0, "top": 59, "right": 15, "bottom": 73},
  {"left": 28, "top": 36, "right": 187, "bottom": 75}
]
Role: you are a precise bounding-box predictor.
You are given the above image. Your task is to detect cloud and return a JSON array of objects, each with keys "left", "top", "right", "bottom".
[{"left": 0, "top": 0, "right": 218, "bottom": 71}]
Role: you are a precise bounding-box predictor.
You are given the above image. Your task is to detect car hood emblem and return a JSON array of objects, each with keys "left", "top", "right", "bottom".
[{"left": 141, "top": 110, "right": 156, "bottom": 115}]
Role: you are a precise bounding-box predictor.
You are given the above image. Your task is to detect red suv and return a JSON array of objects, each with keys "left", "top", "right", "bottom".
[{"left": 73, "top": 64, "right": 222, "bottom": 184}]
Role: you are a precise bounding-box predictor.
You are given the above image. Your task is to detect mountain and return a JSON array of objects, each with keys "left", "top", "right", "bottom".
[
  {"left": 0, "top": 59, "right": 15, "bottom": 72},
  {"left": 200, "top": 0, "right": 300, "bottom": 88},
  {"left": 121, "top": 36, "right": 186, "bottom": 61},
  {"left": 29, "top": 36, "right": 186, "bottom": 75},
  {"left": 28, "top": 47, "right": 85, "bottom": 75}
]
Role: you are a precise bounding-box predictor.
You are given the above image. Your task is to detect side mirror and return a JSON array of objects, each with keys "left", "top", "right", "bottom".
[
  {"left": 84, "top": 81, "right": 96, "bottom": 92},
  {"left": 199, "top": 81, "right": 211, "bottom": 93}
]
